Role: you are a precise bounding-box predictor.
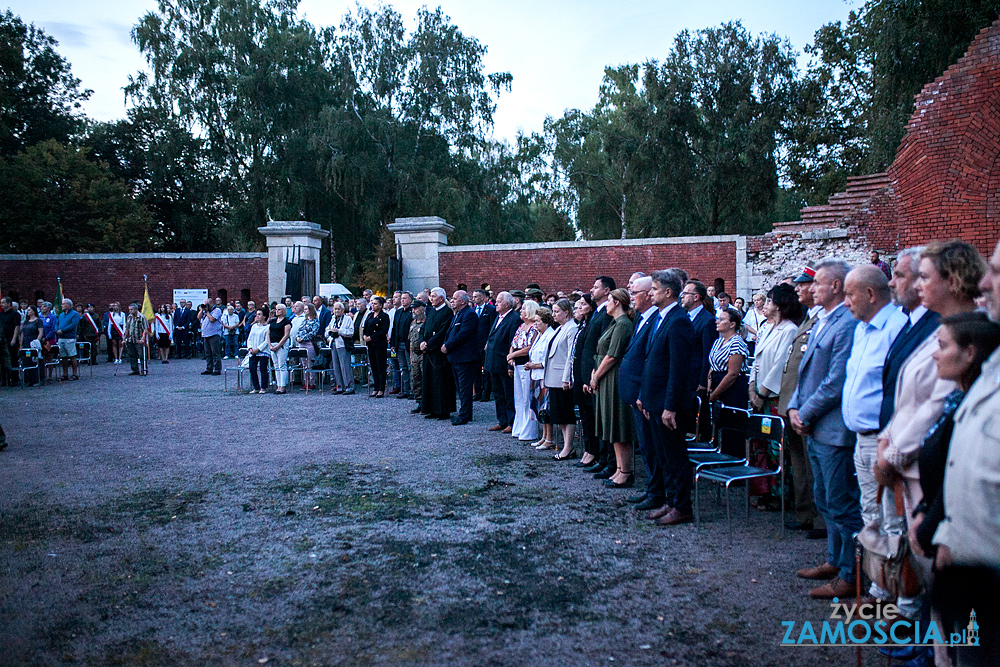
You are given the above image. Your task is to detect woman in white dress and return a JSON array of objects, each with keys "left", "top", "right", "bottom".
[
  {"left": 506, "top": 300, "right": 540, "bottom": 442},
  {"left": 524, "top": 307, "right": 557, "bottom": 449}
]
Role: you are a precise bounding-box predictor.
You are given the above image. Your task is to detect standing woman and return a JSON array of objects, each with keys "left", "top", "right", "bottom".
[
  {"left": 571, "top": 296, "right": 596, "bottom": 466},
  {"left": 589, "top": 288, "right": 636, "bottom": 487},
  {"left": 268, "top": 304, "right": 292, "bottom": 394},
  {"left": 325, "top": 301, "right": 355, "bottom": 394},
  {"left": 748, "top": 285, "right": 801, "bottom": 413},
  {"left": 152, "top": 304, "right": 173, "bottom": 364},
  {"left": 296, "top": 303, "right": 321, "bottom": 390},
  {"left": 363, "top": 296, "right": 390, "bottom": 397},
  {"left": 707, "top": 308, "right": 750, "bottom": 408},
  {"left": 546, "top": 299, "right": 579, "bottom": 460},
  {"left": 39, "top": 302, "right": 58, "bottom": 380},
  {"left": 524, "top": 307, "right": 558, "bottom": 449},
  {"left": 507, "top": 300, "right": 541, "bottom": 442},
  {"left": 743, "top": 292, "right": 768, "bottom": 356},
  {"left": 19, "top": 305, "right": 44, "bottom": 386},
  {"left": 246, "top": 309, "right": 271, "bottom": 393}
]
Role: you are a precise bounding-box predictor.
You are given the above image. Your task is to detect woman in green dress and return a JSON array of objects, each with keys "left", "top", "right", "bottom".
[{"left": 589, "top": 288, "right": 636, "bottom": 488}]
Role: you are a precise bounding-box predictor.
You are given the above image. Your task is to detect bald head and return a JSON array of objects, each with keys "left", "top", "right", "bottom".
[{"left": 844, "top": 264, "right": 892, "bottom": 323}]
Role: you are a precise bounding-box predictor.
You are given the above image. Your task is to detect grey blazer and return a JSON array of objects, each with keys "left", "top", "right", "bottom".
[{"left": 788, "top": 304, "right": 857, "bottom": 447}]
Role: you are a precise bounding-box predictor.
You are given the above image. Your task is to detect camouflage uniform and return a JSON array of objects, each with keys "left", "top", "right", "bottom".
[
  {"left": 408, "top": 319, "right": 425, "bottom": 403},
  {"left": 124, "top": 313, "right": 148, "bottom": 373}
]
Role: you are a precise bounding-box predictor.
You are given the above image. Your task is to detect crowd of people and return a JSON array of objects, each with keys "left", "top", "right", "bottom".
[{"left": 2, "top": 239, "right": 999, "bottom": 666}]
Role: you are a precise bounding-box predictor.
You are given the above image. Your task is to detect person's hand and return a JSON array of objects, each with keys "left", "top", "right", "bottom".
[
  {"left": 661, "top": 410, "right": 677, "bottom": 429},
  {"left": 562, "top": 381, "right": 571, "bottom": 391},
  {"left": 589, "top": 380, "right": 597, "bottom": 393},
  {"left": 441, "top": 345, "right": 448, "bottom": 354},
  {"left": 508, "top": 369, "right": 513, "bottom": 377},
  {"left": 908, "top": 513, "right": 925, "bottom": 557},
  {"left": 873, "top": 461, "right": 900, "bottom": 487},
  {"left": 788, "top": 409, "right": 807, "bottom": 435},
  {"left": 420, "top": 341, "right": 428, "bottom": 352}
]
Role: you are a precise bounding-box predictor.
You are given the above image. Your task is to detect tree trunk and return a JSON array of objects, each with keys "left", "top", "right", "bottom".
[{"left": 620, "top": 192, "right": 627, "bottom": 240}]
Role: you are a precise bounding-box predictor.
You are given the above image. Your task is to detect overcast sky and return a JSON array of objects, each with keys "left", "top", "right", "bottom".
[{"left": 9, "top": 0, "right": 858, "bottom": 142}]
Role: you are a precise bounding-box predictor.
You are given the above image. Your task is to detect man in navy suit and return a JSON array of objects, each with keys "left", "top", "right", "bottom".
[
  {"left": 787, "top": 258, "right": 862, "bottom": 600},
  {"left": 618, "top": 276, "right": 666, "bottom": 511},
  {"left": 681, "top": 280, "right": 718, "bottom": 438},
  {"left": 443, "top": 290, "right": 480, "bottom": 426},
  {"left": 880, "top": 246, "right": 939, "bottom": 429},
  {"left": 638, "top": 269, "right": 698, "bottom": 526},
  {"left": 484, "top": 292, "right": 519, "bottom": 432},
  {"left": 472, "top": 289, "right": 497, "bottom": 401},
  {"left": 313, "top": 296, "right": 332, "bottom": 337},
  {"left": 173, "top": 302, "right": 191, "bottom": 358}
]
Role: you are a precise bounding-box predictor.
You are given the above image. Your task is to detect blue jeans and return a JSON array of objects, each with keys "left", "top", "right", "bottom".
[
  {"left": 224, "top": 333, "right": 237, "bottom": 358},
  {"left": 807, "top": 437, "right": 863, "bottom": 583}
]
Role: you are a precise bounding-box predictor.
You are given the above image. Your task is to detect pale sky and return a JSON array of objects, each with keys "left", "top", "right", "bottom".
[{"left": 9, "top": 0, "right": 859, "bottom": 143}]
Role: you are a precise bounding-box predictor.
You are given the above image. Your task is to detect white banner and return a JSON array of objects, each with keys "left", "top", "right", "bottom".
[{"left": 173, "top": 289, "right": 208, "bottom": 306}]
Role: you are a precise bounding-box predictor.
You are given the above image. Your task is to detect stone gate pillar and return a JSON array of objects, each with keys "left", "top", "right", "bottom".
[
  {"left": 258, "top": 220, "right": 330, "bottom": 305},
  {"left": 386, "top": 216, "right": 454, "bottom": 294}
]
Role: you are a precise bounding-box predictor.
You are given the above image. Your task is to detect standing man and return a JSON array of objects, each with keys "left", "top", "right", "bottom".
[
  {"left": 419, "top": 287, "right": 456, "bottom": 420},
  {"left": 787, "top": 258, "right": 861, "bottom": 600},
  {"left": 390, "top": 292, "right": 414, "bottom": 399},
  {"left": 408, "top": 300, "right": 427, "bottom": 407},
  {"left": 386, "top": 291, "right": 402, "bottom": 394},
  {"left": 841, "top": 265, "right": 908, "bottom": 608},
  {"left": 102, "top": 304, "right": 114, "bottom": 362},
  {"left": 173, "top": 301, "right": 190, "bottom": 359},
  {"left": 582, "top": 276, "right": 616, "bottom": 476},
  {"left": 681, "top": 280, "right": 718, "bottom": 439},
  {"left": 778, "top": 265, "right": 824, "bottom": 536},
  {"left": 442, "top": 290, "right": 479, "bottom": 426},
  {"left": 483, "top": 292, "right": 519, "bottom": 433},
  {"left": 638, "top": 270, "right": 697, "bottom": 526},
  {"left": 79, "top": 304, "right": 101, "bottom": 366},
  {"left": 870, "top": 250, "right": 892, "bottom": 280},
  {"left": 313, "top": 296, "right": 332, "bottom": 336},
  {"left": 199, "top": 298, "right": 223, "bottom": 375},
  {"left": 55, "top": 298, "right": 81, "bottom": 381},
  {"left": 123, "top": 302, "right": 148, "bottom": 376},
  {"left": 472, "top": 289, "right": 497, "bottom": 401},
  {"left": 0, "top": 297, "right": 20, "bottom": 386}
]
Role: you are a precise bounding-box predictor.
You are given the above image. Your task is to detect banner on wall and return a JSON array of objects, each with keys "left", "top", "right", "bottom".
[{"left": 172, "top": 289, "right": 208, "bottom": 306}]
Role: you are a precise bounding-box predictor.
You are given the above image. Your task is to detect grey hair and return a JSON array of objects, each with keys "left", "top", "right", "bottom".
[
  {"left": 452, "top": 290, "right": 470, "bottom": 305},
  {"left": 430, "top": 287, "right": 447, "bottom": 298},
  {"left": 630, "top": 271, "right": 647, "bottom": 280},
  {"left": 651, "top": 269, "right": 683, "bottom": 298},
  {"left": 633, "top": 276, "right": 653, "bottom": 291},
  {"left": 496, "top": 291, "right": 514, "bottom": 308},
  {"left": 44, "top": 301, "right": 53, "bottom": 309},
  {"left": 896, "top": 246, "right": 925, "bottom": 269},
  {"left": 814, "top": 257, "right": 851, "bottom": 286},
  {"left": 62, "top": 297, "right": 73, "bottom": 308}
]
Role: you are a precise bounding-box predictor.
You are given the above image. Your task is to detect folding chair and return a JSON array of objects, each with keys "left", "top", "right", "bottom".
[
  {"left": 350, "top": 347, "right": 370, "bottom": 388},
  {"left": 287, "top": 348, "right": 309, "bottom": 392},
  {"left": 695, "top": 413, "right": 784, "bottom": 535},
  {"left": 76, "top": 342, "right": 93, "bottom": 378},
  {"left": 224, "top": 348, "right": 249, "bottom": 392},
  {"left": 686, "top": 397, "right": 717, "bottom": 452},
  {"left": 16, "top": 348, "right": 41, "bottom": 387},
  {"left": 688, "top": 403, "right": 750, "bottom": 472}
]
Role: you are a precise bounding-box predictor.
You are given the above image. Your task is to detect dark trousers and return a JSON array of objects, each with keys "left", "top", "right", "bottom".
[
  {"left": 125, "top": 341, "right": 144, "bottom": 373},
  {"left": 452, "top": 360, "right": 477, "bottom": 422},
  {"left": 203, "top": 335, "right": 222, "bottom": 373},
  {"left": 784, "top": 425, "right": 819, "bottom": 526},
  {"left": 368, "top": 342, "right": 387, "bottom": 392},
  {"left": 578, "top": 399, "right": 599, "bottom": 457},
  {"left": 174, "top": 329, "right": 189, "bottom": 357},
  {"left": 490, "top": 370, "right": 515, "bottom": 426},
  {"left": 1, "top": 343, "right": 13, "bottom": 386},
  {"left": 633, "top": 406, "right": 664, "bottom": 500},
  {"left": 249, "top": 355, "right": 269, "bottom": 391},
  {"left": 474, "top": 353, "right": 490, "bottom": 399},
  {"left": 106, "top": 334, "right": 115, "bottom": 361},
  {"left": 650, "top": 416, "right": 693, "bottom": 513}
]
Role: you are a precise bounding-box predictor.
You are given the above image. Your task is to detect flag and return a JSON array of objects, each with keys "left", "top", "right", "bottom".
[
  {"left": 55, "top": 278, "right": 64, "bottom": 315},
  {"left": 142, "top": 284, "right": 155, "bottom": 323}
]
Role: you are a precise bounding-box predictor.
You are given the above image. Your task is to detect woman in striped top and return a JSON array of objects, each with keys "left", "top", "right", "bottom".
[{"left": 707, "top": 307, "right": 749, "bottom": 409}]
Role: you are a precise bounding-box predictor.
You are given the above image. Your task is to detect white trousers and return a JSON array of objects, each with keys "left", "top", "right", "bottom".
[{"left": 511, "top": 365, "right": 537, "bottom": 441}]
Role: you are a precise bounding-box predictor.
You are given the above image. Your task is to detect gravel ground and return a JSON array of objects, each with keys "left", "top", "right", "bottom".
[{"left": 1, "top": 359, "right": 883, "bottom": 666}]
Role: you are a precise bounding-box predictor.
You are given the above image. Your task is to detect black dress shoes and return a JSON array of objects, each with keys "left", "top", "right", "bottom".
[
  {"left": 784, "top": 519, "right": 814, "bottom": 531},
  {"left": 626, "top": 493, "right": 648, "bottom": 504},
  {"left": 582, "top": 460, "right": 604, "bottom": 473},
  {"left": 424, "top": 413, "right": 438, "bottom": 419},
  {"left": 634, "top": 496, "right": 665, "bottom": 511},
  {"left": 593, "top": 466, "right": 615, "bottom": 480},
  {"left": 451, "top": 418, "right": 470, "bottom": 426},
  {"left": 411, "top": 407, "right": 422, "bottom": 414},
  {"left": 603, "top": 473, "right": 634, "bottom": 489}
]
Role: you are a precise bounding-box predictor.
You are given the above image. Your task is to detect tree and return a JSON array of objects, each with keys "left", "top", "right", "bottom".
[
  {"left": 0, "top": 140, "right": 154, "bottom": 253},
  {"left": 0, "top": 10, "right": 91, "bottom": 156}
]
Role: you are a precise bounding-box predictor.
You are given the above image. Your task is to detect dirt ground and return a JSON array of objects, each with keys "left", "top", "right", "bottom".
[{"left": 0, "top": 360, "right": 884, "bottom": 666}]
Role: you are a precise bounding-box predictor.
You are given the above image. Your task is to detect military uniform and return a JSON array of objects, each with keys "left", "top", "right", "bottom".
[{"left": 409, "top": 318, "right": 425, "bottom": 403}]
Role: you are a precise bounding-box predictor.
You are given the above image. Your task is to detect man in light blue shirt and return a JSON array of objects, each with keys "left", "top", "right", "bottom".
[{"left": 842, "top": 264, "right": 909, "bottom": 607}]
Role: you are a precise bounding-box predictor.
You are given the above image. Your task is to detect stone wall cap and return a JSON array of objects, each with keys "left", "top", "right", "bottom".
[
  {"left": 388, "top": 217, "right": 454, "bottom": 235},
  {"left": 258, "top": 220, "right": 329, "bottom": 239}
]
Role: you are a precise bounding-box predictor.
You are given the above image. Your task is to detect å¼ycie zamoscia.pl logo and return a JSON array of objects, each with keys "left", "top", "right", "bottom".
[{"left": 780, "top": 598, "right": 980, "bottom": 648}]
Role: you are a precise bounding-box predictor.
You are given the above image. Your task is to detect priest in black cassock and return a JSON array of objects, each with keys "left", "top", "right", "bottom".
[{"left": 419, "top": 287, "right": 456, "bottom": 419}]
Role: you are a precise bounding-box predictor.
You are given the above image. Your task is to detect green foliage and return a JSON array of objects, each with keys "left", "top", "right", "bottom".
[{"left": 0, "top": 140, "right": 154, "bottom": 252}]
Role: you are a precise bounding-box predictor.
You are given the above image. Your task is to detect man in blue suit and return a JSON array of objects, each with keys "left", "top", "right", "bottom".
[
  {"left": 681, "top": 280, "right": 718, "bottom": 439},
  {"left": 443, "top": 290, "right": 480, "bottom": 426},
  {"left": 638, "top": 270, "right": 698, "bottom": 526},
  {"left": 472, "top": 289, "right": 497, "bottom": 401},
  {"left": 618, "top": 276, "right": 666, "bottom": 511},
  {"left": 484, "top": 292, "right": 520, "bottom": 433},
  {"left": 787, "top": 258, "right": 862, "bottom": 600}
]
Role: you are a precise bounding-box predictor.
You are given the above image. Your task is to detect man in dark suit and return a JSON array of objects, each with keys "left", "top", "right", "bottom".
[
  {"left": 472, "top": 289, "right": 497, "bottom": 401},
  {"left": 681, "top": 280, "right": 717, "bottom": 439},
  {"left": 880, "top": 247, "right": 939, "bottom": 429},
  {"left": 313, "top": 296, "right": 332, "bottom": 336},
  {"left": 787, "top": 258, "right": 862, "bottom": 600},
  {"left": 173, "top": 301, "right": 191, "bottom": 358},
  {"left": 390, "top": 292, "right": 414, "bottom": 399},
  {"left": 638, "top": 269, "right": 697, "bottom": 526},
  {"left": 443, "top": 290, "right": 480, "bottom": 425},
  {"left": 581, "top": 276, "right": 616, "bottom": 476},
  {"left": 420, "top": 287, "right": 456, "bottom": 419},
  {"left": 617, "top": 277, "right": 664, "bottom": 511},
  {"left": 484, "top": 292, "right": 519, "bottom": 433}
]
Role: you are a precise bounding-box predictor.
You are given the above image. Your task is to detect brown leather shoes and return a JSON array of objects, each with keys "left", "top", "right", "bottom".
[
  {"left": 646, "top": 505, "right": 673, "bottom": 521},
  {"left": 488, "top": 424, "right": 504, "bottom": 432},
  {"left": 809, "top": 577, "right": 854, "bottom": 599},
  {"left": 501, "top": 426, "right": 513, "bottom": 434},
  {"left": 796, "top": 563, "right": 838, "bottom": 580},
  {"left": 654, "top": 509, "right": 693, "bottom": 526}
]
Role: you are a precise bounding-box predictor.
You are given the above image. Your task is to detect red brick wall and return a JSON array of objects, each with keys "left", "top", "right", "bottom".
[
  {"left": 0, "top": 255, "right": 268, "bottom": 309},
  {"left": 438, "top": 240, "right": 738, "bottom": 294}
]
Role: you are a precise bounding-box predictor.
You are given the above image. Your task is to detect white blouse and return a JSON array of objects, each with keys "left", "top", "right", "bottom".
[
  {"left": 246, "top": 323, "right": 270, "bottom": 357},
  {"left": 528, "top": 326, "right": 556, "bottom": 382}
]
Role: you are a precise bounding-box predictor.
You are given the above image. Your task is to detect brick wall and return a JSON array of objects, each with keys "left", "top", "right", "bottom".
[
  {"left": 0, "top": 254, "right": 268, "bottom": 308},
  {"left": 438, "top": 237, "right": 739, "bottom": 295}
]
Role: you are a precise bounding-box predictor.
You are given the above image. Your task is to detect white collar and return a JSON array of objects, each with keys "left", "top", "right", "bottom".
[
  {"left": 908, "top": 305, "right": 928, "bottom": 326},
  {"left": 687, "top": 304, "right": 704, "bottom": 321}
]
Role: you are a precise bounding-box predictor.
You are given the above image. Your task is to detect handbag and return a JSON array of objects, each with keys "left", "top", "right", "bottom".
[
  {"left": 858, "top": 482, "right": 922, "bottom": 599},
  {"left": 536, "top": 386, "right": 551, "bottom": 424}
]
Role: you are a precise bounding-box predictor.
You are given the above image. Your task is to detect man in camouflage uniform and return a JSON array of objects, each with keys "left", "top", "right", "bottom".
[
  {"left": 408, "top": 300, "right": 426, "bottom": 409},
  {"left": 124, "top": 303, "right": 149, "bottom": 376}
]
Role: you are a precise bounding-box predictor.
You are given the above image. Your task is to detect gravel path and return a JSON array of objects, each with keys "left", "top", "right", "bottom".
[{"left": 1, "top": 359, "right": 880, "bottom": 666}]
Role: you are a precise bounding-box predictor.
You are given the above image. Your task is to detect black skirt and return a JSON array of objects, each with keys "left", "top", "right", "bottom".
[
  {"left": 157, "top": 333, "right": 171, "bottom": 348},
  {"left": 547, "top": 386, "right": 576, "bottom": 425}
]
